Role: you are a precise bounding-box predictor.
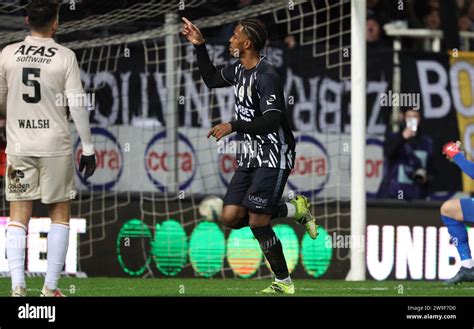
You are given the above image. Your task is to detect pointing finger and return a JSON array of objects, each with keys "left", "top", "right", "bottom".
[
  {"left": 182, "top": 17, "right": 193, "bottom": 28},
  {"left": 182, "top": 17, "right": 198, "bottom": 31}
]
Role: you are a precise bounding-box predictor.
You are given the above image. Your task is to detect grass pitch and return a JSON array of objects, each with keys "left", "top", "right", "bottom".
[{"left": 1, "top": 278, "right": 474, "bottom": 297}]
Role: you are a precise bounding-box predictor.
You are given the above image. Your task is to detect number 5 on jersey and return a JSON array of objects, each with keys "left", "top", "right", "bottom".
[{"left": 22, "top": 67, "right": 41, "bottom": 104}]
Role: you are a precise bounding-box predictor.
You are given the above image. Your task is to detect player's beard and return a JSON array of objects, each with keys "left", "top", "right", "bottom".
[{"left": 229, "top": 46, "right": 241, "bottom": 58}]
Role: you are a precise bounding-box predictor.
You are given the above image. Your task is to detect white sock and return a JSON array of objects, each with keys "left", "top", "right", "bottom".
[
  {"left": 461, "top": 259, "right": 473, "bottom": 268},
  {"left": 6, "top": 222, "right": 27, "bottom": 290},
  {"left": 275, "top": 276, "right": 292, "bottom": 284},
  {"left": 44, "top": 223, "right": 69, "bottom": 290},
  {"left": 286, "top": 203, "right": 296, "bottom": 218}
]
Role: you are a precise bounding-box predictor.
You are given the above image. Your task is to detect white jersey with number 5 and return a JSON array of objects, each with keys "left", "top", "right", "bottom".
[{"left": 0, "top": 36, "right": 88, "bottom": 157}]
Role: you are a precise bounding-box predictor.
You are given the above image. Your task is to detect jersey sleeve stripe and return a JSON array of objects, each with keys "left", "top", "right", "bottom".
[
  {"left": 262, "top": 109, "right": 282, "bottom": 114},
  {"left": 220, "top": 68, "right": 233, "bottom": 86}
]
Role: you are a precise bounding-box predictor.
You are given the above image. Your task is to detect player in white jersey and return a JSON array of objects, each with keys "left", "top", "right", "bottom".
[{"left": 0, "top": 0, "right": 96, "bottom": 297}]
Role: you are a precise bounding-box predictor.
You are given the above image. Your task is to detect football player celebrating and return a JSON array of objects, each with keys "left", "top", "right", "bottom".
[{"left": 182, "top": 17, "right": 317, "bottom": 294}]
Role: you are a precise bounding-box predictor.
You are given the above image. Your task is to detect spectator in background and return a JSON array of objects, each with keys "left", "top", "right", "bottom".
[
  {"left": 408, "top": 0, "right": 440, "bottom": 29},
  {"left": 459, "top": 14, "right": 472, "bottom": 31},
  {"left": 377, "top": 107, "right": 434, "bottom": 200},
  {"left": 404, "top": 0, "right": 424, "bottom": 28},
  {"left": 366, "top": 15, "right": 384, "bottom": 48},
  {"left": 367, "top": 0, "right": 409, "bottom": 49},
  {"left": 367, "top": 0, "right": 393, "bottom": 26},
  {"left": 459, "top": 1, "right": 474, "bottom": 49},
  {"left": 427, "top": 0, "right": 441, "bottom": 11},
  {"left": 457, "top": 0, "right": 468, "bottom": 10},
  {"left": 423, "top": 9, "right": 441, "bottom": 29},
  {"left": 284, "top": 35, "right": 296, "bottom": 49},
  {"left": 467, "top": 0, "right": 474, "bottom": 28}
]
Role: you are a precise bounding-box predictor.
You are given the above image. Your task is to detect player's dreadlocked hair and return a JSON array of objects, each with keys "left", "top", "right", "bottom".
[
  {"left": 239, "top": 18, "right": 267, "bottom": 51},
  {"left": 25, "top": 0, "right": 60, "bottom": 31}
]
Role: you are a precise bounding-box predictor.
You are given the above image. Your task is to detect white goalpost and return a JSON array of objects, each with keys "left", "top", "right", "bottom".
[{"left": 346, "top": 0, "right": 366, "bottom": 281}]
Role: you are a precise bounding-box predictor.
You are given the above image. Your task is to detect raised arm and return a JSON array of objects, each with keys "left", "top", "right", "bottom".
[{"left": 182, "top": 17, "right": 232, "bottom": 88}]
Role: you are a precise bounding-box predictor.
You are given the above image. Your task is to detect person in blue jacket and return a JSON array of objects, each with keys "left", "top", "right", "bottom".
[{"left": 378, "top": 107, "right": 434, "bottom": 200}]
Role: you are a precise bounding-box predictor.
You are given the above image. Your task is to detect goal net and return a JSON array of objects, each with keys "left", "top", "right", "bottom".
[{"left": 0, "top": 0, "right": 354, "bottom": 280}]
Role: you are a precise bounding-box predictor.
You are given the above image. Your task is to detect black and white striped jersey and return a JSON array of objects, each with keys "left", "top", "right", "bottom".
[{"left": 221, "top": 57, "right": 295, "bottom": 170}]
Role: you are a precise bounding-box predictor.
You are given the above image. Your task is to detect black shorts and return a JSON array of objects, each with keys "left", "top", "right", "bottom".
[{"left": 223, "top": 166, "right": 291, "bottom": 214}]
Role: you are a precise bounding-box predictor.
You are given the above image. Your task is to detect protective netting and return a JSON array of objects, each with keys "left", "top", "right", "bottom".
[{"left": 0, "top": 0, "right": 352, "bottom": 279}]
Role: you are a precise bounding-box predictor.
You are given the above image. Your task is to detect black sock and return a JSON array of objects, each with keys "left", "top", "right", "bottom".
[
  {"left": 251, "top": 224, "right": 289, "bottom": 280},
  {"left": 270, "top": 203, "right": 288, "bottom": 220}
]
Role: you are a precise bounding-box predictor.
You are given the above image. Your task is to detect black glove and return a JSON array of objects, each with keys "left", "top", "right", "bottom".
[{"left": 79, "top": 154, "right": 96, "bottom": 180}]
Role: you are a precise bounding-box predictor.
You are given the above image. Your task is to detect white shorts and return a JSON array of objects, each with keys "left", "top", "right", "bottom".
[{"left": 5, "top": 155, "right": 76, "bottom": 204}]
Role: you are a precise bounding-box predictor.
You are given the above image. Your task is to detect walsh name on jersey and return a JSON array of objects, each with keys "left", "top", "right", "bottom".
[{"left": 18, "top": 119, "right": 50, "bottom": 129}]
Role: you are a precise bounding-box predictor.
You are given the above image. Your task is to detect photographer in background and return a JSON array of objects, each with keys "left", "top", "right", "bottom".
[{"left": 377, "top": 106, "right": 434, "bottom": 200}]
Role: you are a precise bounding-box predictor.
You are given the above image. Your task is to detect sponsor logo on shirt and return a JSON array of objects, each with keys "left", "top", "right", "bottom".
[
  {"left": 248, "top": 195, "right": 268, "bottom": 206},
  {"left": 7, "top": 168, "right": 29, "bottom": 194},
  {"left": 14, "top": 45, "right": 58, "bottom": 57},
  {"left": 14, "top": 45, "right": 58, "bottom": 64},
  {"left": 266, "top": 94, "right": 276, "bottom": 105},
  {"left": 237, "top": 104, "right": 255, "bottom": 121}
]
